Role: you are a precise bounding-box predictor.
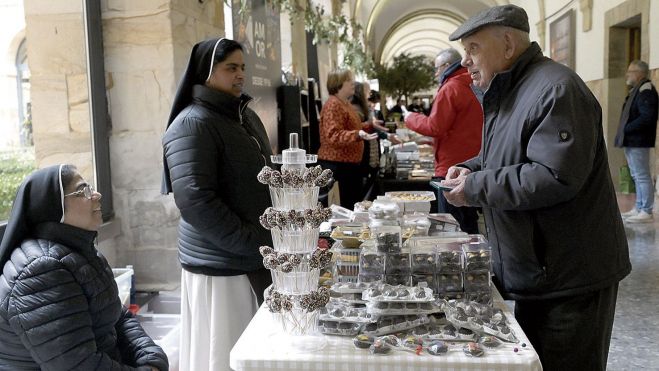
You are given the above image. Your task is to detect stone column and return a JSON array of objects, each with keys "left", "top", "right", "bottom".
[
  {"left": 24, "top": 0, "right": 227, "bottom": 290},
  {"left": 24, "top": 0, "right": 94, "bottom": 178}
]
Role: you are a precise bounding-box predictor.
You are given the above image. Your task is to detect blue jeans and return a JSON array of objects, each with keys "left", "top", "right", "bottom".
[{"left": 624, "top": 147, "right": 654, "bottom": 213}]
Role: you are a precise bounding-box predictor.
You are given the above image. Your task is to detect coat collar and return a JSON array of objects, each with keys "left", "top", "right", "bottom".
[
  {"left": 32, "top": 222, "right": 97, "bottom": 252},
  {"left": 484, "top": 42, "right": 544, "bottom": 99},
  {"left": 192, "top": 84, "right": 253, "bottom": 121}
]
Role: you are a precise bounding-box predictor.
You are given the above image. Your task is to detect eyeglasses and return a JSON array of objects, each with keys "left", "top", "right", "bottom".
[{"left": 64, "top": 184, "right": 95, "bottom": 200}]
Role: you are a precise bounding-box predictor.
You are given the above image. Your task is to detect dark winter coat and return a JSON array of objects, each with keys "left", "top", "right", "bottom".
[
  {"left": 162, "top": 85, "right": 273, "bottom": 275},
  {"left": 460, "top": 42, "right": 631, "bottom": 300},
  {"left": 615, "top": 78, "right": 658, "bottom": 148},
  {"left": 0, "top": 222, "right": 168, "bottom": 370}
]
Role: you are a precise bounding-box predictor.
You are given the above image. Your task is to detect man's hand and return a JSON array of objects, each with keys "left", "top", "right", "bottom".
[
  {"left": 442, "top": 175, "right": 469, "bottom": 207},
  {"left": 445, "top": 166, "right": 471, "bottom": 181}
]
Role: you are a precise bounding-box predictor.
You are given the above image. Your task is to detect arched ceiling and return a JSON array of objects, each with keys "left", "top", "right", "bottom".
[{"left": 352, "top": 0, "right": 509, "bottom": 66}]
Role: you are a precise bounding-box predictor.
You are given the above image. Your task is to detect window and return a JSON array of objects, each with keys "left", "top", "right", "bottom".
[{"left": 1, "top": 1, "right": 113, "bottom": 223}]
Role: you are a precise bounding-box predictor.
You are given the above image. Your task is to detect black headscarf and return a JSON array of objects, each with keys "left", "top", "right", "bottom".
[
  {"left": 161, "top": 37, "right": 245, "bottom": 194},
  {"left": 0, "top": 165, "right": 66, "bottom": 267}
]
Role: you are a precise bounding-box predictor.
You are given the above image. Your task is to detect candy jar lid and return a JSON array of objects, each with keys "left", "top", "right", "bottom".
[{"left": 271, "top": 133, "right": 317, "bottom": 170}]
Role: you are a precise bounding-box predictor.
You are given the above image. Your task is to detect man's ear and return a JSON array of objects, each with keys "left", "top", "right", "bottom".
[{"left": 503, "top": 31, "right": 516, "bottom": 60}]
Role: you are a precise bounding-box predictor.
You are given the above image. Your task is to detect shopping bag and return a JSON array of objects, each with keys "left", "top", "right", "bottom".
[{"left": 619, "top": 165, "right": 635, "bottom": 194}]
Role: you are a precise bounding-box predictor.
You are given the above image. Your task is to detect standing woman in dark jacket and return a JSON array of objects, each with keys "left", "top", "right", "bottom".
[
  {"left": 0, "top": 164, "right": 168, "bottom": 370},
  {"left": 162, "top": 38, "right": 273, "bottom": 371}
]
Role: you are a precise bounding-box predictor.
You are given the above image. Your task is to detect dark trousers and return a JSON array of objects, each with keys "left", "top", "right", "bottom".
[
  {"left": 515, "top": 284, "right": 619, "bottom": 371},
  {"left": 435, "top": 176, "right": 479, "bottom": 234},
  {"left": 362, "top": 165, "right": 379, "bottom": 201},
  {"left": 319, "top": 160, "right": 363, "bottom": 209},
  {"left": 247, "top": 268, "right": 272, "bottom": 306}
]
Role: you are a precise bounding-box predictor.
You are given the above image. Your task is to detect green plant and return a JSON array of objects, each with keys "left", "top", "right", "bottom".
[
  {"left": 230, "top": 0, "right": 373, "bottom": 75},
  {"left": 375, "top": 53, "right": 435, "bottom": 108},
  {"left": 0, "top": 148, "right": 36, "bottom": 221}
]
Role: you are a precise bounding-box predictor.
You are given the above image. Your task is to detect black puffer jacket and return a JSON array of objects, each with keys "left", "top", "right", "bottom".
[
  {"left": 163, "top": 85, "right": 273, "bottom": 275},
  {"left": 0, "top": 222, "right": 168, "bottom": 370}
]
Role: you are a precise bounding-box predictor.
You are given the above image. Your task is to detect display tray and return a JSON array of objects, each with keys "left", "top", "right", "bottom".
[{"left": 331, "top": 225, "right": 370, "bottom": 248}]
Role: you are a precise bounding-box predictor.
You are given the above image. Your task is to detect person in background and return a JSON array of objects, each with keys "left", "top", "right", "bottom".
[
  {"left": 403, "top": 47, "right": 483, "bottom": 234},
  {"left": 615, "top": 60, "right": 659, "bottom": 223},
  {"left": 318, "top": 69, "right": 377, "bottom": 208},
  {"left": 407, "top": 96, "right": 424, "bottom": 113},
  {"left": 352, "top": 81, "right": 381, "bottom": 202},
  {"left": 388, "top": 98, "right": 405, "bottom": 120},
  {"left": 0, "top": 164, "right": 168, "bottom": 370},
  {"left": 442, "top": 5, "right": 630, "bottom": 370},
  {"left": 352, "top": 82, "right": 400, "bottom": 201},
  {"left": 162, "top": 37, "right": 272, "bottom": 371},
  {"left": 368, "top": 89, "right": 385, "bottom": 122}
]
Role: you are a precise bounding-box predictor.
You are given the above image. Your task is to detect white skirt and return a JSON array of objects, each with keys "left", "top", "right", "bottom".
[{"left": 179, "top": 270, "right": 258, "bottom": 371}]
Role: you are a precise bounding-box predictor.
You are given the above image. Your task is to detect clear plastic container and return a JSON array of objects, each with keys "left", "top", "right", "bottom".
[
  {"left": 402, "top": 214, "right": 431, "bottom": 239},
  {"left": 385, "top": 251, "right": 411, "bottom": 275},
  {"left": 273, "top": 308, "right": 320, "bottom": 336},
  {"left": 372, "top": 225, "right": 402, "bottom": 253},
  {"left": 434, "top": 242, "right": 464, "bottom": 273},
  {"left": 368, "top": 197, "right": 401, "bottom": 222},
  {"left": 271, "top": 228, "right": 319, "bottom": 253},
  {"left": 272, "top": 269, "right": 320, "bottom": 295},
  {"left": 384, "top": 274, "right": 411, "bottom": 286},
  {"left": 358, "top": 273, "right": 384, "bottom": 284},
  {"left": 112, "top": 267, "right": 134, "bottom": 307},
  {"left": 411, "top": 248, "right": 435, "bottom": 274},
  {"left": 412, "top": 273, "right": 435, "bottom": 289},
  {"left": 269, "top": 186, "right": 319, "bottom": 211},
  {"left": 436, "top": 272, "right": 463, "bottom": 292},
  {"left": 359, "top": 250, "right": 385, "bottom": 275},
  {"left": 463, "top": 271, "right": 491, "bottom": 291},
  {"left": 462, "top": 240, "right": 491, "bottom": 272}
]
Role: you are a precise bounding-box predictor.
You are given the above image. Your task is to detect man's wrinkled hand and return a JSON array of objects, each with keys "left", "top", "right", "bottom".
[
  {"left": 442, "top": 175, "right": 469, "bottom": 207},
  {"left": 445, "top": 166, "right": 471, "bottom": 181}
]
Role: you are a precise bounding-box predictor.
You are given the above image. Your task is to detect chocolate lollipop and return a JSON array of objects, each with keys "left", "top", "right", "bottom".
[
  {"left": 269, "top": 171, "right": 283, "bottom": 187},
  {"left": 257, "top": 166, "right": 273, "bottom": 185},
  {"left": 259, "top": 246, "right": 274, "bottom": 256}
]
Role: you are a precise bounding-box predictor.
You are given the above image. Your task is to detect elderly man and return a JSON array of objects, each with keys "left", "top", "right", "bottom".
[
  {"left": 442, "top": 5, "right": 631, "bottom": 371},
  {"left": 404, "top": 48, "right": 482, "bottom": 233},
  {"left": 615, "top": 60, "right": 659, "bottom": 223}
]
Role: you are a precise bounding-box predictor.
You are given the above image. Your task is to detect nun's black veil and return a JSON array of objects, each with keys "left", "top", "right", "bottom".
[
  {"left": 0, "top": 165, "right": 66, "bottom": 268},
  {"left": 161, "top": 37, "right": 227, "bottom": 194}
]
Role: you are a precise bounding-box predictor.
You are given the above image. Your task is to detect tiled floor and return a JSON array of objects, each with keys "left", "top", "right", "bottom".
[
  {"left": 608, "top": 193, "right": 659, "bottom": 370},
  {"left": 137, "top": 193, "right": 659, "bottom": 370}
]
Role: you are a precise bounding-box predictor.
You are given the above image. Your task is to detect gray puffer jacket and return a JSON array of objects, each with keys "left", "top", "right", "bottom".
[
  {"left": 0, "top": 222, "right": 168, "bottom": 370},
  {"left": 163, "top": 85, "right": 273, "bottom": 275}
]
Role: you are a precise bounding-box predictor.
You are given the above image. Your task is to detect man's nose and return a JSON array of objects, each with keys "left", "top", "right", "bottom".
[{"left": 461, "top": 55, "right": 471, "bottom": 67}]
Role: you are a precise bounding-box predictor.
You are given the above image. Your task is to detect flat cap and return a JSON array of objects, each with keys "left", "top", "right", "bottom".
[{"left": 449, "top": 5, "right": 529, "bottom": 41}]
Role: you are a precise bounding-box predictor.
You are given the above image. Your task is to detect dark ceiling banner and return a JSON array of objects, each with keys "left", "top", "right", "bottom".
[{"left": 233, "top": 0, "right": 281, "bottom": 152}]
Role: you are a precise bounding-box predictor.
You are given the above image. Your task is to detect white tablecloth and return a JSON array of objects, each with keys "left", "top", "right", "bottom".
[{"left": 230, "top": 290, "right": 542, "bottom": 371}]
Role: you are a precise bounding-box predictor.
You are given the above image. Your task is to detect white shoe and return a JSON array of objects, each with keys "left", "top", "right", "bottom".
[
  {"left": 626, "top": 211, "right": 653, "bottom": 223},
  {"left": 621, "top": 208, "right": 639, "bottom": 218}
]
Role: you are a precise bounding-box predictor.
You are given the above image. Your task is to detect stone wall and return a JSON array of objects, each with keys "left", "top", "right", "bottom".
[
  {"left": 24, "top": 1, "right": 94, "bottom": 179},
  {"left": 24, "top": 0, "right": 226, "bottom": 291},
  {"left": 100, "top": 0, "right": 225, "bottom": 290}
]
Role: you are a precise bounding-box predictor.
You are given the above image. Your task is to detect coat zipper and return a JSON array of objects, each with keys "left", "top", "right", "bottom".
[{"left": 239, "top": 99, "right": 267, "bottom": 166}]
